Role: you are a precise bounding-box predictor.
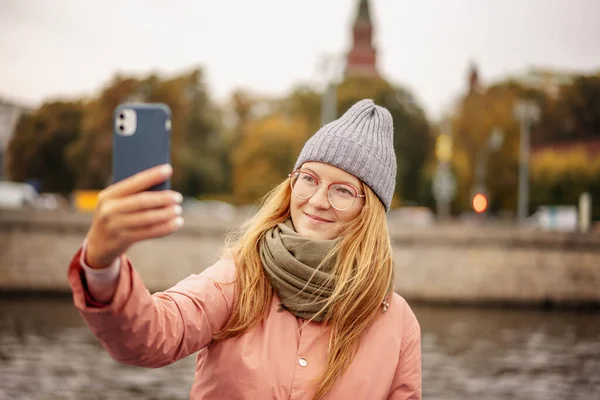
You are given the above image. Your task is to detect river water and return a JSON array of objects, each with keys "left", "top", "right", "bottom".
[{"left": 0, "top": 297, "right": 599, "bottom": 400}]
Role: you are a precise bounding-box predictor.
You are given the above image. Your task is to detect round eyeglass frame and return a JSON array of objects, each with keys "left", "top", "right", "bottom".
[{"left": 288, "top": 169, "right": 365, "bottom": 211}]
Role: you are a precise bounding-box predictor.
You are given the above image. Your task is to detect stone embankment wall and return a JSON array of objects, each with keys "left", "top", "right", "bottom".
[{"left": 2, "top": 209, "right": 599, "bottom": 306}]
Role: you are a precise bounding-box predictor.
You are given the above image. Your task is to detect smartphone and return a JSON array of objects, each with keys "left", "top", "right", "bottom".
[{"left": 112, "top": 103, "right": 172, "bottom": 191}]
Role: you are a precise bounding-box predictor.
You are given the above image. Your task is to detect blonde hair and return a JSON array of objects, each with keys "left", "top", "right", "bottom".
[{"left": 214, "top": 177, "right": 394, "bottom": 399}]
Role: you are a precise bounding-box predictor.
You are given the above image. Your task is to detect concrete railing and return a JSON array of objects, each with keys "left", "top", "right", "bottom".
[{"left": 1, "top": 209, "right": 599, "bottom": 306}]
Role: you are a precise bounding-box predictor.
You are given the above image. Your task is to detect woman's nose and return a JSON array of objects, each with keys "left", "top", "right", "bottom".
[{"left": 308, "top": 185, "right": 331, "bottom": 209}]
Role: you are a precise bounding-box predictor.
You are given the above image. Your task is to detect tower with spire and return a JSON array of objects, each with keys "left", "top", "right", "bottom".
[
  {"left": 344, "top": 0, "right": 378, "bottom": 78},
  {"left": 467, "top": 62, "right": 481, "bottom": 94}
]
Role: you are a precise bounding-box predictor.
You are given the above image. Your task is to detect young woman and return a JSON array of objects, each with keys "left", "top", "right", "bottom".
[{"left": 68, "top": 99, "right": 422, "bottom": 399}]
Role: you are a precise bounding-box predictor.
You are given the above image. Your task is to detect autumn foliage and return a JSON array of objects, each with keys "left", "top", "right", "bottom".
[{"left": 4, "top": 67, "right": 600, "bottom": 218}]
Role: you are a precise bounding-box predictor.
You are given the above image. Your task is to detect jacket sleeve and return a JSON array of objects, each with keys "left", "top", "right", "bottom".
[
  {"left": 79, "top": 239, "right": 121, "bottom": 304},
  {"left": 387, "top": 302, "right": 422, "bottom": 400},
  {"left": 67, "top": 247, "right": 236, "bottom": 368}
]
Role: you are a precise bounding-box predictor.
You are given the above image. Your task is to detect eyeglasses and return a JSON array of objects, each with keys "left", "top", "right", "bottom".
[{"left": 288, "top": 170, "right": 365, "bottom": 211}]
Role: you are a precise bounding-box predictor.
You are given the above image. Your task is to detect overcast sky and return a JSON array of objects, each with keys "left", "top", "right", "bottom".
[{"left": 1, "top": 0, "right": 599, "bottom": 119}]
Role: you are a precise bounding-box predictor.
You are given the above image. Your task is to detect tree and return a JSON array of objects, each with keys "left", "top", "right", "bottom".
[
  {"left": 279, "top": 85, "right": 322, "bottom": 135},
  {"left": 226, "top": 78, "right": 431, "bottom": 206},
  {"left": 6, "top": 101, "right": 83, "bottom": 193},
  {"left": 156, "top": 69, "right": 228, "bottom": 196},
  {"left": 535, "top": 74, "right": 600, "bottom": 145},
  {"left": 531, "top": 146, "right": 600, "bottom": 219},
  {"left": 65, "top": 67, "right": 228, "bottom": 196},
  {"left": 231, "top": 113, "right": 310, "bottom": 204},
  {"left": 66, "top": 76, "right": 140, "bottom": 189},
  {"left": 451, "top": 72, "right": 600, "bottom": 214},
  {"left": 452, "top": 82, "right": 531, "bottom": 212}
]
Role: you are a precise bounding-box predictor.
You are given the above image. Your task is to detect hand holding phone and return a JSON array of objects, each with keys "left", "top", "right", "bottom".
[
  {"left": 86, "top": 165, "right": 184, "bottom": 269},
  {"left": 84, "top": 103, "right": 181, "bottom": 269}
]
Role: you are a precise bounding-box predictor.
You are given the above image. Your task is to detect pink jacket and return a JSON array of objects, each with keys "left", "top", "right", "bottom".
[{"left": 68, "top": 248, "right": 422, "bottom": 399}]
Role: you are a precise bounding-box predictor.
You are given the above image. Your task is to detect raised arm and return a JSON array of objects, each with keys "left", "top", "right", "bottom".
[
  {"left": 69, "top": 248, "right": 236, "bottom": 368},
  {"left": 68, "top": 164, "right": 236, "bottom": 367},
  {"left": 76, "top": 163, "right": 182, "bottom": 306}
]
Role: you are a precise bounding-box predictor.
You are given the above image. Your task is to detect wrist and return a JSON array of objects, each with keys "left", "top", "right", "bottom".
[{"left": 84, "top": 245, "right": 116, "bottom": 270}]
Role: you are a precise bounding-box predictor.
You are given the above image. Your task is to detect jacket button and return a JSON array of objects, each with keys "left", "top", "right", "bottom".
[{"left": 298, "top": 358, "right": 308, "bottom": 367}]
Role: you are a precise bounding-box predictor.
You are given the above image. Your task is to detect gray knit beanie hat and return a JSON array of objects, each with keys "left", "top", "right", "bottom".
[{"left": 293, "top": 99, "right": 396, "bottom": 211}]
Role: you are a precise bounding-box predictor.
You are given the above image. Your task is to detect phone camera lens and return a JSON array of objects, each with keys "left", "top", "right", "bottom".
[
  {"left": 119, "top": 125, "right": 124, "bottom": 131},
  {"left": 119, "top": 113, "right": 125, "bottom": 119}
]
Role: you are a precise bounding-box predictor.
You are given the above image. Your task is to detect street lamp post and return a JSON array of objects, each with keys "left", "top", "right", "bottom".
[
  {"left": 432, "top": 120, "right": 456, "bottom": 220},
  {"left": 321, "top": 84, "right": 337, "bottom": 126},
  {"left": 471, "top": 127, "right": 504, "bottom": 215},
  {"left": 514, "top": 100, "right": 540, "bottom": 223},
  {"left": 474, "top": 126, "right": 504, "bottom": 191},
  {"left": 319, "top": 55, "right": 342, "bottom": 125}
]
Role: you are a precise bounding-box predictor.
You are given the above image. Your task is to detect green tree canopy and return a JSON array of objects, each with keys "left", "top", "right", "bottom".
[
  {"left": 63, "top": 67, "right": 227, "bottom": 196},
  {"left": 6, "top": 101, "right": 83, "bottom": 193}
]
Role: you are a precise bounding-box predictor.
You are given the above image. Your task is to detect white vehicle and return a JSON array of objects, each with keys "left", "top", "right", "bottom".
[
  {"left": 528, "top": 205, "right": 578, "bottom": 232},
  {"left": 0, "top": 181, "right": 38, "bottom": 209}
]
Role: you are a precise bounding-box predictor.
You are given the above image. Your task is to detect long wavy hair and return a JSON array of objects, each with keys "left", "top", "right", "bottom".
[{"left": 213, "top": 174, "right": 394, "bottom": 399}]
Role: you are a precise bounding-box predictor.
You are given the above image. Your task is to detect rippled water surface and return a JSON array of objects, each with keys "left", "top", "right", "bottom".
[{"left": 1, "top": 298, "right": 599, "bottom": 400}]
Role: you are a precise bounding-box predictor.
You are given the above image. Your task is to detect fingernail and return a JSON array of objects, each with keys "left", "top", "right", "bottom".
[
  {"left": 174, "top": 217, "right": 184, "bottom": 227},
  {"left": 172, "top": 192, "right": 183, "bottom": 203},
  {"left": 174, "top": 205, "right": 182, "bottom": 215},
  {"left": 161, "top": 164, "right": 172, "bottom": 175}
]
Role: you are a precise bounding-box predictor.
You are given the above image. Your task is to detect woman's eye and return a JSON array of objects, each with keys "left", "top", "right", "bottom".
[
  {"left": 335, "top": 185, "right": 354, "bottom": 197},
  {"left": 301, "top": 174, "right": 316, "bottom": 184}
]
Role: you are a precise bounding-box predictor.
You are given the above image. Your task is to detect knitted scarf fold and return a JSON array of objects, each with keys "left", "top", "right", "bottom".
[{"left": 260, "top": 220, "right": 338, "bottom": 322}]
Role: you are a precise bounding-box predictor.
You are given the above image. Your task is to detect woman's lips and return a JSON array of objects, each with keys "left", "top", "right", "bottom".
[{"left": 304, "top": 212, "right": 332, "bottom": 223}]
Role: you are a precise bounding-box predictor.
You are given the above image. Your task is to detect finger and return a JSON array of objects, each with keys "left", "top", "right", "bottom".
[
  {"left": 123, "top": 216, "right": 184, "bottom": 242},
  {"left": 110, "top": 190, "right": 183, "bottom": 214},
  {"left": 111, "top": 204, "right": 182, "bottom": 231},
  {"left": 101, "top": 164, "right": 172, "bottom": 200}
]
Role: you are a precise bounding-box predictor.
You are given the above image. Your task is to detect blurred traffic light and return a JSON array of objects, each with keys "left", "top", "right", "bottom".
[{"left": 472, "top": 193, "right": 488, "bottom": 213}]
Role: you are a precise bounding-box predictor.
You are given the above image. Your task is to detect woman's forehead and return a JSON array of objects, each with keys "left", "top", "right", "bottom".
[{"left": 301, "top": 162, "right": 361, "bottom": 186}]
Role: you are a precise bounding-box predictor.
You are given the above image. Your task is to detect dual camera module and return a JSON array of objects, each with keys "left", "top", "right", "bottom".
[
  {"left": 118, "top": 113, "right": 125, "bottom": 132},
  {"left": 115, "top": 108, "right": 169, "bottom": 136},
  {"left": 115, "top": 109, "right": 137, "bottom": 136}
]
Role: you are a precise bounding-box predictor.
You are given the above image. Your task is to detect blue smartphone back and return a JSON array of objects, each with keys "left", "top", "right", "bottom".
[{"left": 112, "top": 103, "right": 172, "bottom": 191}]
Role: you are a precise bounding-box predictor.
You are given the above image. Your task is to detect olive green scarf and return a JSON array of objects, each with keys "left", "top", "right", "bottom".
[{"left": 260, "top": 219, "right": 339, "bottom": 322}]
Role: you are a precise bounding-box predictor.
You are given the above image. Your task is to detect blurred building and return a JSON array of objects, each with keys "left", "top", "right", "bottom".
[
  {"left": 344, "top": 0, "right": 379, "bottom": 78},
  {"left": 461, "top": 63, "right": 582, "bottom": 99},
  {"left": 514, "top": 68, "right": 600, "bottom": 158},
  {"left": 447, "top": 63, "right": 600, "bottom": 160},
  {"left": 509, "top": 68, "right": 576, "bottom": 98},
  {"left": 0, "top": 97, "right": 31, "bottom": 179},
  {"left": 531, "top": 139, "right": 600, "bottom": 158}
]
